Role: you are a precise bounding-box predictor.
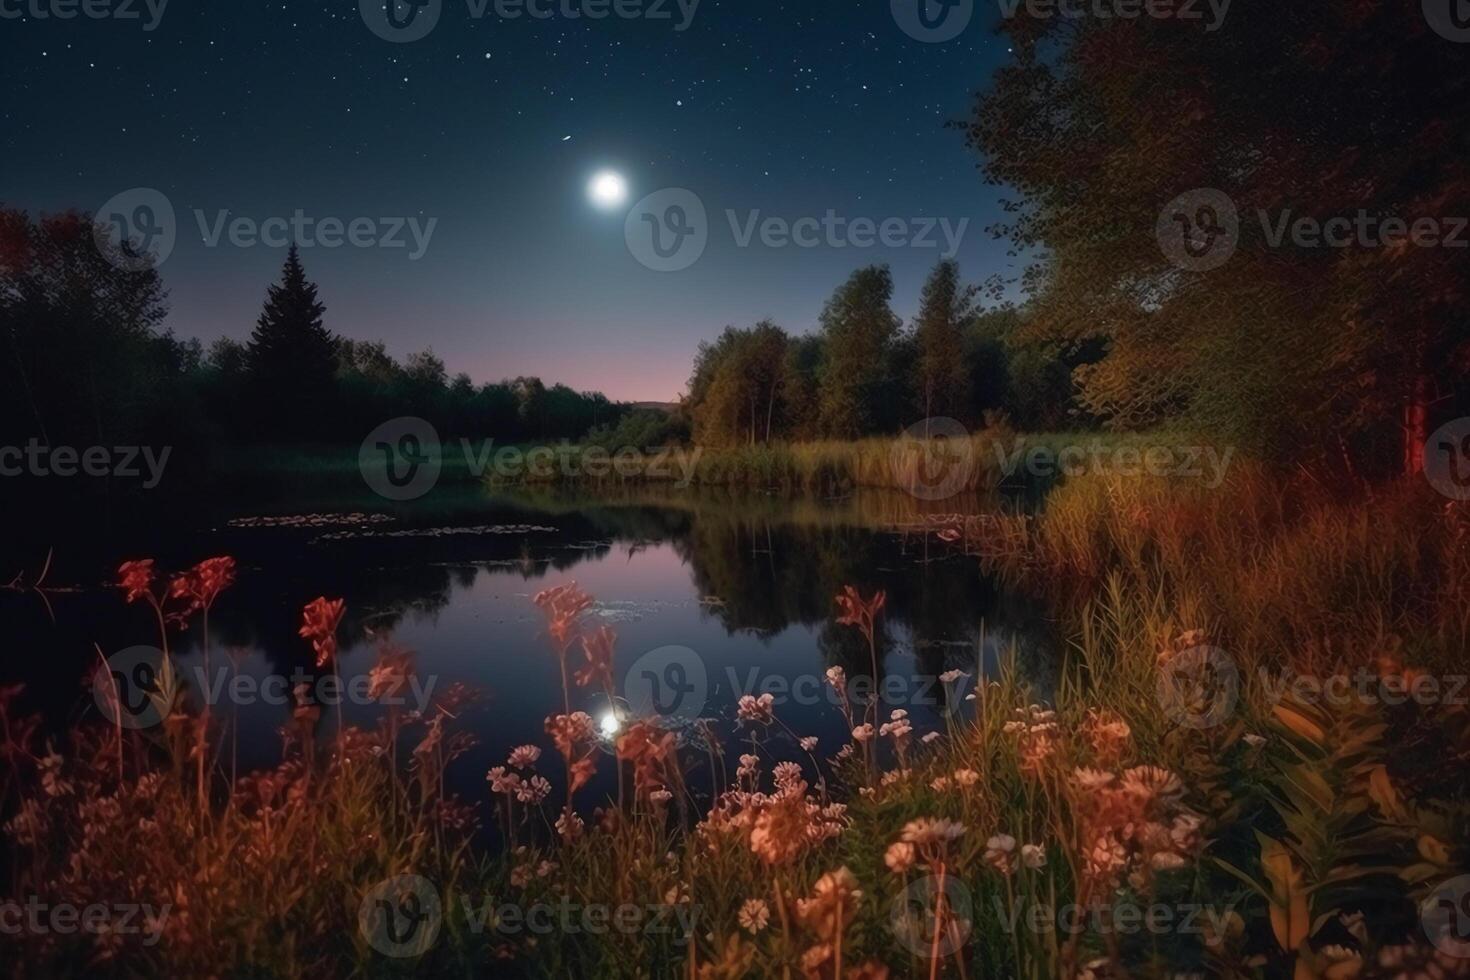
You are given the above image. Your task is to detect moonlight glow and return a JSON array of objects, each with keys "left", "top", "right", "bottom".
[{"left": 588, "top": 171, "right": 628, "bottom": 209}]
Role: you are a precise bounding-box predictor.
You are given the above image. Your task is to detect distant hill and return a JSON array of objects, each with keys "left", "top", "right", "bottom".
[{"left": 628, "top": 401, "right": 679, "bottom": 414}]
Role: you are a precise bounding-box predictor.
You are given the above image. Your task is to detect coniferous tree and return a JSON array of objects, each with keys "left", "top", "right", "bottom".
[
  {"left": 245, "top": 245, "right": 338, "bottom": 440},
  {"left": 912, "top": 260, "right": 975, "bottom": 426}
]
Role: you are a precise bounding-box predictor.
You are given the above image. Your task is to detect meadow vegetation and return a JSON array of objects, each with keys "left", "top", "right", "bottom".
[{"left": 3, "top": 463, "right": 1466, "bottom": 979}]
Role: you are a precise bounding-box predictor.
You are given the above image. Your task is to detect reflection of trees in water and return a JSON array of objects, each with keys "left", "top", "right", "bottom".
[{"left": 553, "top": 493, "right": 1057, "bottom": 692}]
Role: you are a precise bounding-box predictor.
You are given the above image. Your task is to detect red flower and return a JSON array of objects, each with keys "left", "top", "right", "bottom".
[
  {"left": 117, "top": 559, "right": 156, "bottom": 604},
  {"left": 169, "top": 556, "right": 237, "bottom": 615},
  {"left": 533, "top": 582, "right": 594, "bottom": 649},
  {"left": 574, "top": 625, "right": 616, "bottom": 690},
  {"left": 835, "top": 585, "right": 886, "bottom": 634},
  {"left": 300, "top": 596, "right": 346, "bottom": 668}
]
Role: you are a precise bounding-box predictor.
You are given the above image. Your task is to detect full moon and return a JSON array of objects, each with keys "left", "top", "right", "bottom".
[{"left": 588, "top": 171, "right": 628, "bottom": 209}]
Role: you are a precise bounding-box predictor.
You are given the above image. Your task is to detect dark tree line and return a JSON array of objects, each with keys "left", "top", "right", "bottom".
[
  {"left": 682, "top": 261, "right": 1090, "bottom": 447},
  {"left": 0, "top": 213, "right": 629, "bottom": 464}
]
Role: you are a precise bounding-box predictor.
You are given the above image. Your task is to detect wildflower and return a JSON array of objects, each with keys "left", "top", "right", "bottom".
[
  {"left": 117, "top": 559, "right": 156, "bottom": 603},
  {"left": 299, "top": 596, "right": 346, "bottom": 668},
  {"left": 851, "top": 724, "right": 875, "bottom": 742},
  {"left": 799, "top": 736, "right": 818, "bottom": 752},
  {"left": 168, "top": 556, "right": 237, "bottom": 614},
  {"left": 796, "top": 867, "right": 862, "bottom": 941},
  {"left": 802, "top": 944, "right": 834, "bottom": 975},
  {"left": 884, "top": 841, "right": 916, "bottom": 873},
  {"left": 834, "top": 743, "right": 854, "bottom": 761},
  {"left": 1121, "top": 766, "right": 1183, "bottom": 802},
  {"left": 515, "top": 776, "right": 552, "bottom": 805},
  {"left": 939, "top": 669, "right": 967, "bottom": 684},
  {"left": 533, "top": 582, "right": 594, "bottom": 648},
  {"left": 575, "top": 624, "right": 616, "bottom": 690},
  {"left": 556, "top": 810, "right": 584, "bottom": 842},
  {"left": 901, "top": 818, "right": 966, "bottom": 848},
  {"left": 1082, "top": 708, "right": 1131, "bottom": 765},
  {"left": 750, "top": 793, "right": 811, "bottom": 866},
  {"left": 921, "top": 731, "right": 941, "bottom": 744},
  {"left": 487, "top": 766, "right": 522, "bottom": 795},
  {"left": 879, "top": 711, "right": 912, "bottom": 741},
  {"left": 367, "top": 645, "right": 415, "bottom": 702},
  {"left": 1073, "top": 767, "right": 1116, "bottom": 790},
  {"left": 1022, "top": 843, "right": 1046, "bottom": 869},
  {"left": 37, "top": 752, "right": 72, "bottom": 798},
  {"left": 824, "top": 666, "right": 846, "bottom": 688},
  {"left": 985, "top": 833, "right": 1017, "bottom": 875},
  {"left": 930, "top": 775, "right": 952, "bottom": 791},
  {"left": 835, "top": 586, "right": 886, "bottom": 635},
  {"left": 736, "top": 693, "right": 775, "bottom": 724},
  {"left": 737, "top": 753, "right": 760, "bottom": 780},
  {"left": 952, "top": 768, "right": 979, "bottom": 787},
  {"left": 508, "top": 744, "right": 541, "bottom": 768},
  {"left": 1170, "top": 813, "right": 1204, "bottom": 852},
  {"left": 1084, "top": 833, "right": 1128, "bottom": 885},
  {"left": 650, "top": 788, "right": 673, "bottom": 805},
  {"left": 773, "top": 761, "right": 805, "bottom": 793},
  {"left": 738, "top": 898, "right": 770, "bottom": 934}
]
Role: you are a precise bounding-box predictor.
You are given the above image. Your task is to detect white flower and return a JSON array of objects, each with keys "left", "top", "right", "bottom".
[
  {"left": 739, "top": 898, "right": 770, "bottom": 933},
  {"left": 1021, "top": 844, "right": 1046, "bottom": 869},
  {"left": 884, "top": 841, "right": 916, "bottom": 873}
]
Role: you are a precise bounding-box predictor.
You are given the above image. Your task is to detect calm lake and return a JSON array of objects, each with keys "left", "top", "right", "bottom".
[{"left": 2, "top": 482, "right": 1057, "bottom": 826}]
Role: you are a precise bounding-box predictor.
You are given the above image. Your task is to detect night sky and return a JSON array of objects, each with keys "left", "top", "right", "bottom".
[{"left": 3, "top": 1, "right": 1015, "bottom": 401}]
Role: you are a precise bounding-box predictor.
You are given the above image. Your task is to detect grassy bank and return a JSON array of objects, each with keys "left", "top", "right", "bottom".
[{"left": 3, "top": 469, "right": 1467, "bottom": 977}]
